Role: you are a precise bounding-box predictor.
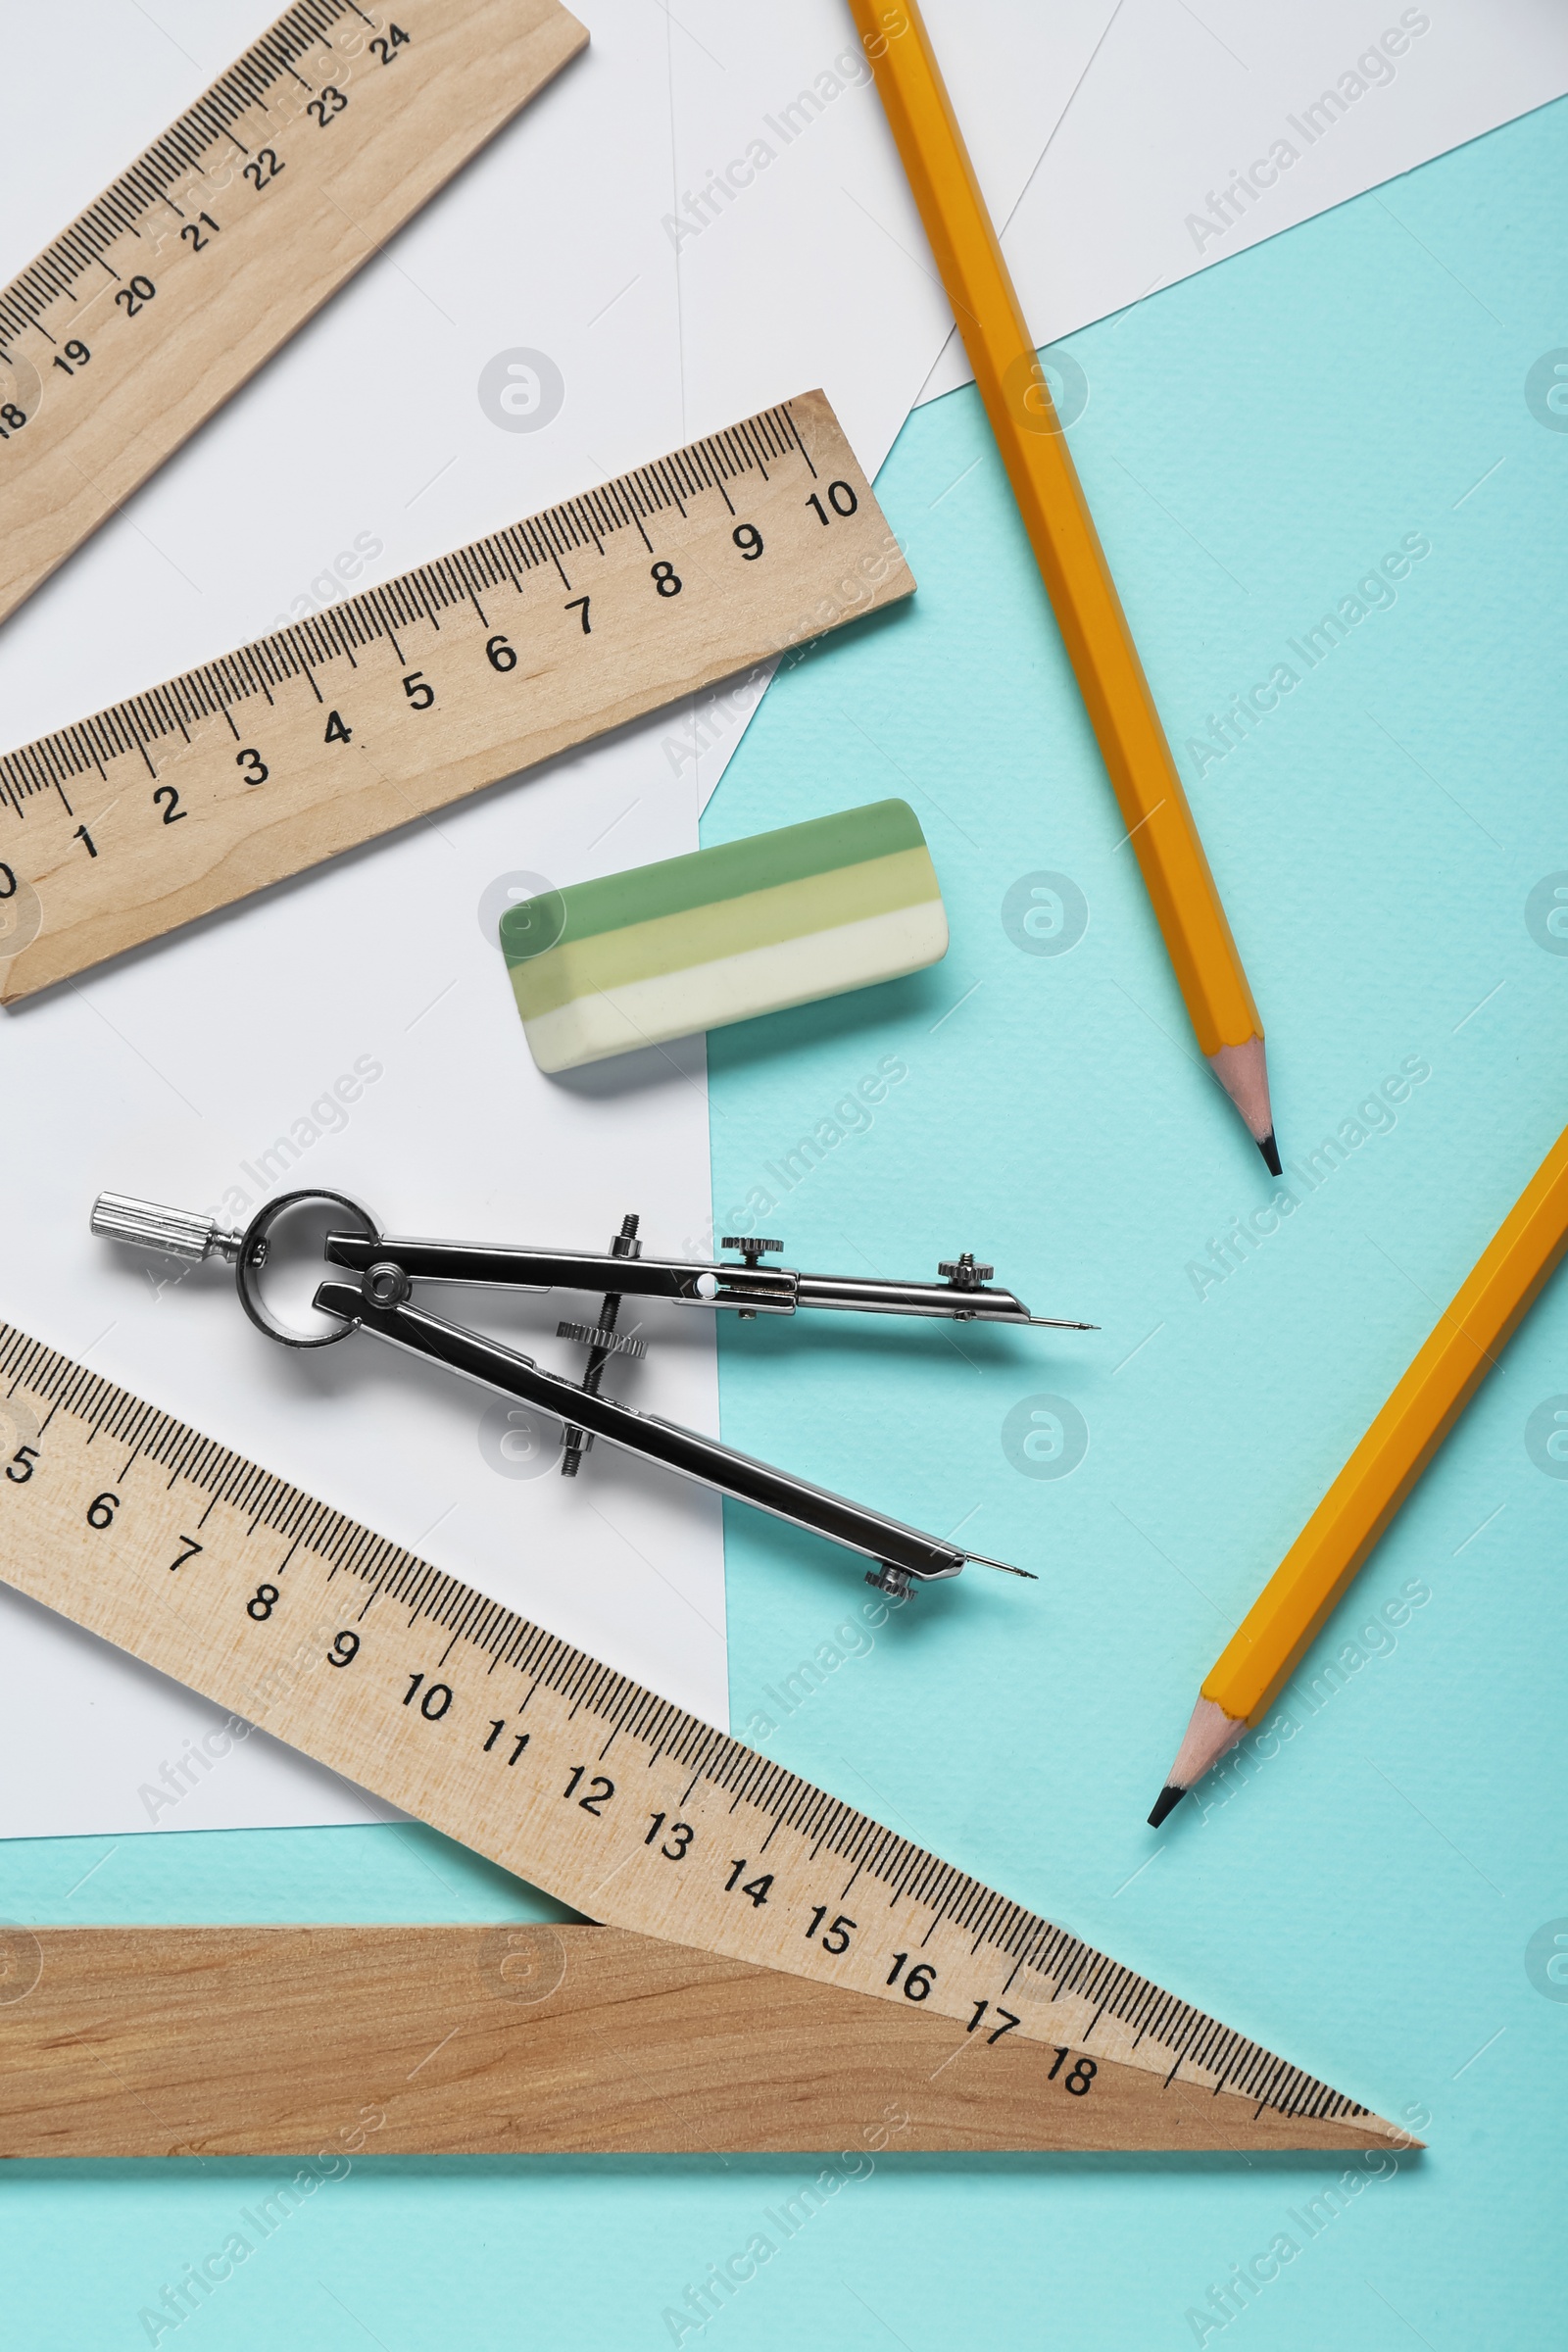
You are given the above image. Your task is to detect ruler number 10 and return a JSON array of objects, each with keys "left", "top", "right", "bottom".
[
  {"left": 807, "top": 480, "right": 858, "bottom": 526},
  {"left": 403, "top": 1670, "right": 452, "bottom": 1720}
]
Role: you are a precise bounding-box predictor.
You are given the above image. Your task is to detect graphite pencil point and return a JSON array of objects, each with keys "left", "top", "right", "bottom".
[
  {"left": 1258, "top": 1131, "right": 1283, "bottom": 1178},
  {"left": 1148, "top": 1785, "right": 1185, "bottom": 1831},
  {"left": 1208, "top": 1036, "right": 1278, "bottom": 1166}
]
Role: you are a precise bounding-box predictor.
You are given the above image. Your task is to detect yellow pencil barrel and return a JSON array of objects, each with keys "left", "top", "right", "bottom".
[
  {"left": 849, "top": 0, "right": 1260, "bottom": 1055},
  {"left": 1206, "top": 1121, "right": 1568, "bottom": 1722}
]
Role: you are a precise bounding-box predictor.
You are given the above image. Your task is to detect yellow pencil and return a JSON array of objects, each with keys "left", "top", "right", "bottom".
[
  {"left": 849, "top": 0, "right": 1280, "bottom": 1168},
  {"left": 1151, "top": 1120, "right": 1568, "bottom": 1823}
]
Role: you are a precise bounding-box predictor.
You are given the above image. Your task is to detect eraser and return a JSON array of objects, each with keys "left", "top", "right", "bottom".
[{"left": 501, "top": 799, "right": 948, "bottom": 1074}]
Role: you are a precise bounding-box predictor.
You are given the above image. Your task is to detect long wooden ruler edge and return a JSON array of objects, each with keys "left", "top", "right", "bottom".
[
  {"left": 0, "top": 0, "right": 588, "bottom": 620},
  {"left": 0, "top": 389, "right": 911, "bottom": 1000},
  {"left": 0, "top": 395, "right": 857, "bottom": 792},
  {"left": 1, "top": 0, "right": 415, "bottom": 341},
  {"left": 0, "top": 1318, "right": 1400, "bottom": 2143},
  {"left": 0, "top": 1926, "right": 1413, "bottom": 2154}
]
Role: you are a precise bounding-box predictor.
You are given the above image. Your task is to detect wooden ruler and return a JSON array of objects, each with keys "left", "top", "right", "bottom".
[
  {"left": 0, "top": 390, "right": 909, "bottom": 1002},
  {"left": 0, "top": 0, "right": 586, "bottom": 626},
  {"left": 0, "top": 1323, "right": 1399, "bottom": 2151},
  {"left": 0, "top": 1924, "right": 1402, "bottom": 2157}
]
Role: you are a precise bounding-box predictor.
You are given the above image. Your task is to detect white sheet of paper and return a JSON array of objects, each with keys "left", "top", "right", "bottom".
[
  {"left": 917, "top": 0, "right": 1568, "bottom": 403},
  {"left": 7, "top": 0, "right": 1550, "bottom": 1838},
  {"left": 0, "top": 0, "right": 1113, "bottom": 1837}
]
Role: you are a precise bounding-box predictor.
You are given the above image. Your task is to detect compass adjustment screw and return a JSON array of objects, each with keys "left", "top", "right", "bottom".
[
  {"left": 722, "top": 1235, "right": 782, "bottom": 1316},
  {"left": 557, "top": 1320, "right": 646, "bottom": 1361},
  {"left": 938, "top": 1252, "right": 993, "bottom": 1290},
  {"left": 722, "top": 1236, "right": 783, "bottom": 1268},
  {"left": 562, "top": 1213, "right": 642, "bottom": 1478}
]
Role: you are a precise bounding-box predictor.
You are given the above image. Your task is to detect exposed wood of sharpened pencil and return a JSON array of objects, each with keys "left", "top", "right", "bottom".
[
  {"left": 1152, "top": 1118, "right": 1568, "bottom": 1823},
  {"left": 848, "top": 0, "right": 1276, "bottom": 1166}
]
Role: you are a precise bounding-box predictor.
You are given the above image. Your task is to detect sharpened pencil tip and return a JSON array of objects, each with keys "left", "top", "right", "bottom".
[
  {"left": 1148, "top": 1784, "right": 1185, "bottom": 1830},
  {"left": 1258, "top": 1131, "right": 1283, "bottom": 1178}
]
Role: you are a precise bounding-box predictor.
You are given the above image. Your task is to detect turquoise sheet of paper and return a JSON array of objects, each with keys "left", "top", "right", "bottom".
[{"left": 3, "top": 99, "right": 1564, "bottom": 2352}]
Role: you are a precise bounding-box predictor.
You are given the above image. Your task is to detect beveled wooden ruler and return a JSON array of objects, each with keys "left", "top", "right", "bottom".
[
  {"left": 0, "top": 389, "right": 909, "bottom": 1001},
  {"left": 0, "top": 1923, "right": 1412, "bottom": 2158},
  {"left": 0, "top": 0, "right": 587, "bottom": 625},
  {"left": 0, "top": 1323, "right": 1402, "bottom": 2152}
]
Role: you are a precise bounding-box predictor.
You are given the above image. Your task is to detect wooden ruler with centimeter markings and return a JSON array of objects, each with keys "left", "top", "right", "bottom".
[
  {"left": 0, "top": 0, "right": 587, "bottom": 625},
  {"left": 0, "top": 390, "right": 911, "bottom": 1002},
  {"left": 0, "top": 1321, "right": 1404, "bottom": 2152}
]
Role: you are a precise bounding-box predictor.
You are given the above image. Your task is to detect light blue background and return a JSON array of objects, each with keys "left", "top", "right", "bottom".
[{"left": 5, "top": 99, "right": 1566, "bottom": 2351}]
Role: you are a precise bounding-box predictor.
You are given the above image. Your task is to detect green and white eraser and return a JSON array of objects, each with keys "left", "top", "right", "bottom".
[{"left": 500, "top": 799, "right": 947, "bottom": 1074}]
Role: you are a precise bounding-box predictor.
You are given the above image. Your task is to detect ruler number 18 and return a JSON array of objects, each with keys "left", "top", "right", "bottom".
[{"left": 1047, "top": 2047, "right": 1098, "bottom": 2094}]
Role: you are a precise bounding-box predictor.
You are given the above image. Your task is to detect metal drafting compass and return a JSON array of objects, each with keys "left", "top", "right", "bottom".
[{"left": 93, "top": 1190, "right": 1095, "bottom": 1599}]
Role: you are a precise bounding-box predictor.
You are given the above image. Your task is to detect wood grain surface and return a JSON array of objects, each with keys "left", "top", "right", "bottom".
[
  {"left": 0, "top": 1926, "right": 1401, "bottom": 2156},
  {"left": 0, "top": 391, "right": 911, "bottom": 1000},
  {"left": 0, "top": 1323, "right": 1399, "bottom": 2151},
  {"left": 0, "top": 0, "right": 586, "bottom": 626}
]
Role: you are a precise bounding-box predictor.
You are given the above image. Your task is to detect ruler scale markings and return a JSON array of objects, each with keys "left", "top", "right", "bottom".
[
  {"left": 0, "top": 1919, "right": 1390, "bottom": 2157},
  {"left": 0, "top": 397, "right": 913, "bottom": 985},
  {"left": 0, "top": 1321, "right": 1398, "bottom": 2139},
  {"left": 0, "top": 1, "right": 588, "bottom": 621}
]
